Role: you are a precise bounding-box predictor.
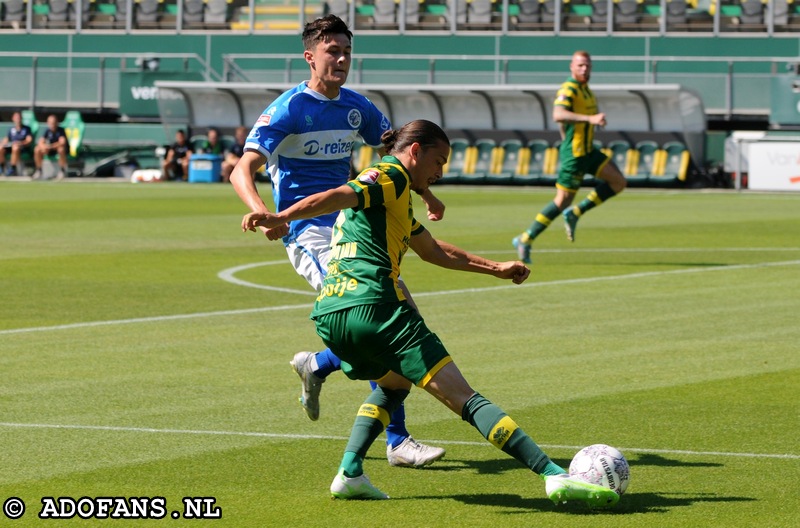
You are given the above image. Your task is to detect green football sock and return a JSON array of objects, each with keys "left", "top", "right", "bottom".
[
  {"left": 461, "top": 393, "right": 562, "bottom": 476},
  {"left": 524, "top": 201, "right": 562, "bottom": 242},
  {"left": 575, "top": 181, "right": 617, "bottom": 215},
  {"left": 340, "top": 386, "right": 409, "bottom": 477}
]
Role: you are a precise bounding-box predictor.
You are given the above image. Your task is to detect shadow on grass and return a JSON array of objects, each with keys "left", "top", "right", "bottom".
[
  {"left": 397, "top": 492, "right": 756, "bottom": 515},
  {"left": 631, "top": 453, "right": 724, "bottom": 468},
  {"left": 364, "top": 455, "right": 523, "bottom": 475},
  {"left": 369, "top": 452, "right": 724, "bottom": 475}
]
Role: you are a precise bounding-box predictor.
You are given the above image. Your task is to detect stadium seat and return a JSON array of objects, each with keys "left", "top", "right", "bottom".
[
  {"left": 485, "top": 138, "right": 520, "bottom": 185},
  {"left": 2, "top": 0, "right": 26, "bottom": 27},
  {"left": 512, "top": 138, "right": 547, "bottom": 185},
  {"left": 182, "top": 0, "right": 205, "bottom": 27},
  {"left": 204, "top": 0, "right": 230, "bottom": 27},
  {"left": 514, "top": 0, "right": 541, "bottom": 29},
  {"left": 113, "top": 0, "right": 128, "bottom": 28},
  {"left": 460, "top": 137, "right": 495, "bottom": 184},
  {"left": 590, "top": 0, "right": 608, "bottom": 27},
  {"left": 539, "top": 140, "right": 560, "bottom": 185},
  {"left": 563, "top": 1, "right": 593, "bottom": 31},
  {"left": 665, "top": 0, "right": 691, "bottom": 31},
  {"left": 135, "top": 0, "right": 160, "bottom": 28},
  {"left": 403, "top": 0, "right": 421, "bottom": 27},
  {"left": 653, "top": 140, "right": 691, "bottom": 184},
  {"left": 70, "top": 0, "right": 92, "bottom": 26},
  {"left": 739, "top": 0, "right": 766, "bottom": 30},
  {"left": 326, "top": 0, "right": 351, "bottom": 24},
  {"left": 467, "top": 0, "right": 494, "bottom": 27},
  {"left": 604, "top": 139, "right": 635, "bottom": 177},
  {"left": 47, "top": 0, "right": 71, "bottom": 27},
  {"left": 539, "top": 0, "right": 564, "bottom": 29},
  {"left": 773, "top": 0, "right": 790, "bottom": 28},
  {"left": 630, "top": 139, "right": 659, "bottom": 184},
  {"left": 441, "top": 137, "right": 470, "bottom": 183},
  {"left": 614, "top": 0, "right": 640, "bottom": 29},
  {"left": 62, "top": 110, "right": 85, "bottom": 159},
  {"left": 448, "top": 0, "right": 468, "bottom": 26},
  {"left": 220, "top": 134, "right": 235, "bottom": 152},
  {"left": 21, "top": 111, "right": 39, "bottom": 140},
  {"left": 373, "top": 0, "right": 398, "bottom": 26}
]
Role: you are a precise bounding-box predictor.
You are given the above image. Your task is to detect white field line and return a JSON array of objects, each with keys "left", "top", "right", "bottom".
[
  {"left": 2, "top": 256, "right": 800, "bottom": 336},
  {"left": 3, "top": 254, "right": 799, "bottom": 462},
  {"left": 0, "top": 422, "right": 797, "bottom": 460}
]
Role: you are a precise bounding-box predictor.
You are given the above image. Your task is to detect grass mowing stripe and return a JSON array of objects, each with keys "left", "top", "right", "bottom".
[
  {"left": 4, "top": 258, "right": 799, "bottom": 336},
  {"left": 2, "top": 422, "right": 796, "bottom": 460}
]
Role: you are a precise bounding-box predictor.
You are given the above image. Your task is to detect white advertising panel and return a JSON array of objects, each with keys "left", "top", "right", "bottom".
[{"left": 748, "top": 142, "right": 800, "bottom": 192}]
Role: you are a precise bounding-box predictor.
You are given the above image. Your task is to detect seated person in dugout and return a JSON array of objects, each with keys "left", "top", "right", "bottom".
[
  {"left": 0, "top": 111, "right": 33, "bottom": 176},
  {"left": 33, "top": 114, "right": 68, "bottom": 180},
  {"left": 161, "top": 129, "right": 193, "bottom": 181},
  {"left": 221, "top": 126, "right": 247, "bottom": 183}
]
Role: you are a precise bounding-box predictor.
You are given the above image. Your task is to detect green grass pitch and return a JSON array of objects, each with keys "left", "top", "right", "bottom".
[{"left": 1, "top": 181, "right": 798, "bottom": 527}]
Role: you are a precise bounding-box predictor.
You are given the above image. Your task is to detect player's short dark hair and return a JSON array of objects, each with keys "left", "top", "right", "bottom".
[
  {"left": 381, "top": 120, "right": 450, "bottom": 155},
  {"left": 302, "top": 15, "right": 353, "bottom": 50}
]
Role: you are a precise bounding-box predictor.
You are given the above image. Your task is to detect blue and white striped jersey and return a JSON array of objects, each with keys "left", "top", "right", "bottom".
[{"left": 245, "top": 82, "right": 391, "bottom": 244}]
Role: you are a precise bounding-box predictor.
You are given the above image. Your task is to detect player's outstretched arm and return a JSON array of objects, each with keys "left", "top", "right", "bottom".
[
  {"left": 409, "top": 229, "right": 530, "bottom": 284},
  {"left": 242, "top": 185, "right": 358, "bottom": 233}
]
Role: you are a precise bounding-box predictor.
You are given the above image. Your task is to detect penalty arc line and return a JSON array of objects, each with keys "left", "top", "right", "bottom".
[
  {"left": 2, "top": 258, "right": 800, "bottom": 336},
  {"left": 0, "top": 422, "right": 797, "bottom": 460}
]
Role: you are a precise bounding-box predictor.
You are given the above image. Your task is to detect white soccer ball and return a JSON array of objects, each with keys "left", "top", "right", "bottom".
[{"left": 569, "top": 444, "right": 630, "bottom": 496}]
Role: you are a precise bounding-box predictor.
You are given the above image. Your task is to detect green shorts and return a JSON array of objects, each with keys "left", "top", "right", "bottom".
[
  {"left": 313, "top": 302, "right": 451, "bottom": 387},
  {"left": 557, "top": 148, "right": 609, "bottom": 191}
]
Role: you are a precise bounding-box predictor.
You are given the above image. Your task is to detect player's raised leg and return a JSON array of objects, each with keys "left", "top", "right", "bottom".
[{"left": 426, "top": 361, "right": 618, "bottom": 507}]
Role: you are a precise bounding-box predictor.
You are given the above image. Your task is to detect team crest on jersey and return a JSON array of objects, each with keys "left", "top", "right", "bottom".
[
  {"left": 358, "top": 170, "right": 380, "bottom": 184},
  {"left": 347, "top": 109, "right": 362, "bottom": 128},
  {"left": 380, "top": 115, "right": 390, "bottom": 131}
]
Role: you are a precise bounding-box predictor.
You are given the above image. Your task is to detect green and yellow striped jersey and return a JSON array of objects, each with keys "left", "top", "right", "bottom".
[
  {"left": 311, "top": 155, "right": 426, "bottom": 317},
  {"left": 554, "top": 77, "right": 599, "bottom": 158}
]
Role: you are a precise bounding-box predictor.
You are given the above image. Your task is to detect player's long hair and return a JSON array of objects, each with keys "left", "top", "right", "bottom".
[
  {"left": 381, "top": 120, "right": 450, "bottom": 156},
  {"left": 302, "top": 15, "right": 352, "bottom": 50}
]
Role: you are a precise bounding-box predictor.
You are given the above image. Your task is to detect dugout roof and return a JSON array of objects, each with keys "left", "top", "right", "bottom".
[{"left": 153, "top": 81, "right": 706, "bottom": 160}]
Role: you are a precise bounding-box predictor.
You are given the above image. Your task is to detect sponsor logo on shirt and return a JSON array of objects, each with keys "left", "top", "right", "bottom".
[
  {"left": 303, "top": 139, "right": 353, "bottom": 156},
  {"left": 358, "top": 170, "right": 380, "bottom": 184}
]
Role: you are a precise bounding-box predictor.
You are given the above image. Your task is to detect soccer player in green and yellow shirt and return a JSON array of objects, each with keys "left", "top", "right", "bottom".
[
  {"left": 513, "top": 50, "right": 627, "bottom": 263},
  {"left": 242, "top": 119, "right": 619, "bottom": 508}
]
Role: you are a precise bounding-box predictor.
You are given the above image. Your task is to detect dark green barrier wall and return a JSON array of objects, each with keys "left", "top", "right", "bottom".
[{"left": 1, "top": 33, "right": 797, "bottom": 75}]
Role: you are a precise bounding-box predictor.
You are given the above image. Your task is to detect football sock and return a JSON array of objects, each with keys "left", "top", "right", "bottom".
[
  {"left": 574, "top": 181, "right": 617, "bottom": 216},
  {"left": 370, "top": 381, "right": 409, "bottom": 448},
  {"left": 312, "top": 348, "right": 341, "bottom": 378},
  {"left": 525, "top": 201, "right": 562, "bottom": 242},
  {"left": 461, "top": 393, "right": 558, "bottom": 475},
  {"left": 340, "top": 386, "right": 409, "bottom": 477}
]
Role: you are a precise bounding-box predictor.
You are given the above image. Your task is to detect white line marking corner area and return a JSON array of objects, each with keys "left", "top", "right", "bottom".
[{"left": 0, "top": 422, "right": 796, "bottom": 461}]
